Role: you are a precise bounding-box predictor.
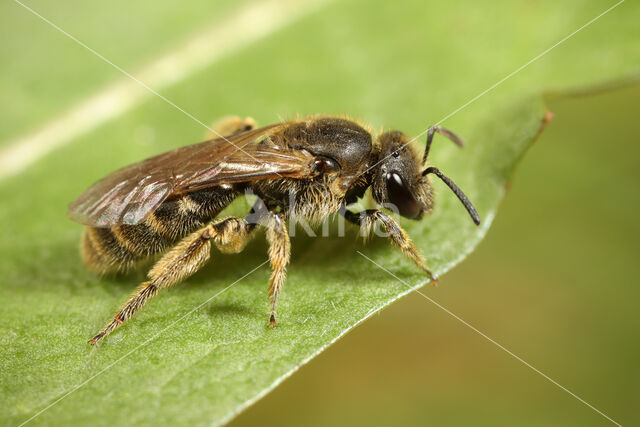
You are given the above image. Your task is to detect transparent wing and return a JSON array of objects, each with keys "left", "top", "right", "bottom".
[{"left": 68, "top": 124, "right": 314, "bottom": 227}]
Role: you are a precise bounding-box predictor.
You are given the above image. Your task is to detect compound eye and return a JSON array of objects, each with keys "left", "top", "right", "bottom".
[
  {"left": 385, "top": 172, "right": 421, "bottom": 219},
  {"left": 314, "top": 156, "right": 340, "bottom": 174}
]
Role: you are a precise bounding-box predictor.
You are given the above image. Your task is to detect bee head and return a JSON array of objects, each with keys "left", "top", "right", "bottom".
[{"left": 371, "top": 128, "right": 480, "bottom": 225}]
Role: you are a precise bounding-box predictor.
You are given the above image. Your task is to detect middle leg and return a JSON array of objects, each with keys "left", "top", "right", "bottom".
[{"left": 265, "top": 212, "right": 290, "bottom": 327}]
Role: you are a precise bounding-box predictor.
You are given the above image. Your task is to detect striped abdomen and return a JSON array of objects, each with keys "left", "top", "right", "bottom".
[{"left": 81, "top": 187, "right": 237, "bottom": 273}]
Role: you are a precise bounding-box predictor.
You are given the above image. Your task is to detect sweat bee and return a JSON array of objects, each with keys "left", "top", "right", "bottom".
[{"left": 68, "top": 115, "right": 480, "bottom": 345}]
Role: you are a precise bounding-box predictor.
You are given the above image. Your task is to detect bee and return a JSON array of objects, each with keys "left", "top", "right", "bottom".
[{"left": 68, "top": 115, "right": 480, "bottom": 345}]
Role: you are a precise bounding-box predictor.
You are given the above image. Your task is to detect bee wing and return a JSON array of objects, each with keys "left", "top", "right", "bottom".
[{"left": 68, "top": 124, "right": 315, "bottom": 227}]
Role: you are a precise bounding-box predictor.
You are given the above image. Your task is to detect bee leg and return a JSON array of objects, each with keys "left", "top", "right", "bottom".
[
  {"left": 89, "top": 217, "right": 251, "bottom": 345},
  {"left": 213, "top": 216, "right": 257, "bottom": 254},
  {"left": 208, "top": 115, "right": 257, "bottom": 138},
  {"left": 265, "top": 212, "right": 290, "bottom": 328},
  {"left": 342, "top": 209, "right": 438, "bottom": 283}
]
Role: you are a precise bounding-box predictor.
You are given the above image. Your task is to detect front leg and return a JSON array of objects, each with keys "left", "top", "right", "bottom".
[
  {"left": 265, "top": 212, "right": 290, "bottom": 327},
  {"left": 342, "top": 209, "right": 437, "bottom": 283}
]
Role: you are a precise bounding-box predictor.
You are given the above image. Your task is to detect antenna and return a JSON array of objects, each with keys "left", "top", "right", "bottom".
[
  {"left": 422, "top": 126, "right": 465, "bottom": 164},
  {"left": 422, "top": 166, "right": 480, "bottom": 225}
]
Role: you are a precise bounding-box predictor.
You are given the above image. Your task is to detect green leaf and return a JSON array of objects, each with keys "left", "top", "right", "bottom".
[
  {"left": 0, "top": 0, "right": 252, "bottom": 144},
  {"left": 1, "top": 0, "right": 638, "bottom": 425}
]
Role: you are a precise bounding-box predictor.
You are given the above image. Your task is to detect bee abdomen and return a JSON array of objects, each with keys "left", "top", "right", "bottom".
[
  {"left": 81, "top": 188, "right": 238, "bottom": 274},
  {"left": 82, "top": 226, "right": 142, "bottom": 274}
]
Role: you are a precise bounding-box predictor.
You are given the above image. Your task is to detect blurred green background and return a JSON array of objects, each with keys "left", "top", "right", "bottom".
[{"left": 2, "top": 0, "right": 639, "bottom": 425}]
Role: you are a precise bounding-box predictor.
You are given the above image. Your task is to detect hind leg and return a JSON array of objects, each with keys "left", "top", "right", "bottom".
[
  {"left": 208, "top": 115, "right": 257, "bottom": 139},
  {"left": 89, "top": 216, "right": 253, "bottom": 345}
]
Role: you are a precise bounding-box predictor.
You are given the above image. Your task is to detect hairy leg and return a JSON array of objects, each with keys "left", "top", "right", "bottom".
[
  {"left": 89, "top": 216, "right": 253, "bottom": 345},
  {"left": 343, "top": 209, "right": 437, "bottom": 283},
  {"left": 209, "top": 115, "right": 257, "bottom": 138},
  {"left": 265, "top": 212, "right": 290, "bottom": 327}
]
